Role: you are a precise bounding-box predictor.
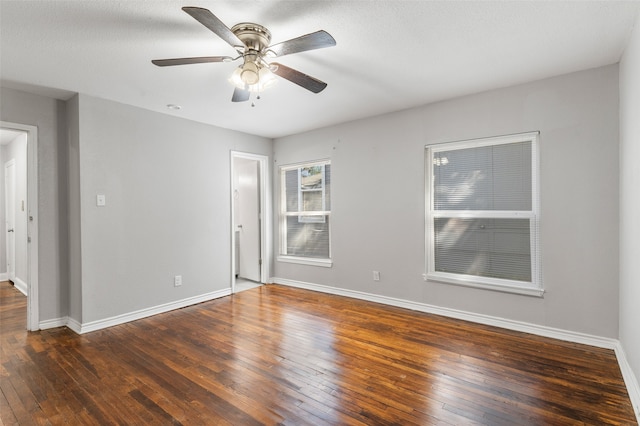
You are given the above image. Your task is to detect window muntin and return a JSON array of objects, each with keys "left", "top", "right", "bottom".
[
  {"left": 280, "top": 161, "right": 331, "bottom": 264},
  {"left": 426, "top": 133, "right": 541, "bottom": 296}
]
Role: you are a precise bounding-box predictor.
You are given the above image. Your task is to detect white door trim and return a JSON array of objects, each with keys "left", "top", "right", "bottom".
[
  {"left": 230, "top": 151, "right": 271, "bottom": 293},
  {"left": 1, "top": 121, "right": 39, "bottom": 331}
]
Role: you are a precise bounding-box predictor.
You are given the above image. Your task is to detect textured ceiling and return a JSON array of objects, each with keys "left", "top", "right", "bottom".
[{"left": 1, "top": 1, "right": 639, "bottom": 138}]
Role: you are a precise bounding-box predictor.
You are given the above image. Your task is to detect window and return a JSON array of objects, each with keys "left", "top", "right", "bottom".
[
  {"left": 279, "top": 160, "right": 331, "bottom": 267},
  {"left": 425, "top": 132, "right": 542, "bottom": 296}
]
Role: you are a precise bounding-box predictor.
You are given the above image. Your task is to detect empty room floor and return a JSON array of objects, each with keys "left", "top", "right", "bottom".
[{"left": 0, "top": 281, "right": 636, "bottom": 425}]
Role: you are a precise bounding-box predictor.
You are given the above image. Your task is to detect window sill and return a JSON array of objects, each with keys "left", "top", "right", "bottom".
[
  {"left": 426, "top": 272, "right": 544, "bottom": 297},
  {"left": 277, "top": 256, "right": 333, "bottom": 268}
]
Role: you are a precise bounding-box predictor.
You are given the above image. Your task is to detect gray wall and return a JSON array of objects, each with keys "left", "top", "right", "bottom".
[
  {"left": 1, "top": 87, "right": 273, "bottom": 326},
  {"left": 73, "top": 94, "right": 272, "bottom": 323},
  {"left": 620, "top": 11, "right": 640, "bottom": 405},
  {"left": 273, "top": 65, "right": 620, "bottom": 338},
  {"left": 0, "top": 87, "right": 69, "bottom": 320}
]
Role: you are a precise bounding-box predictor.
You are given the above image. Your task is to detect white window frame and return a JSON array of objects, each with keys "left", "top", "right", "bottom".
[
  {"left": 278, "top": 159, "right": 332, "bottom": 267},
  {"left": 425, "top": 132, "right": 543, "bottom": 297}
]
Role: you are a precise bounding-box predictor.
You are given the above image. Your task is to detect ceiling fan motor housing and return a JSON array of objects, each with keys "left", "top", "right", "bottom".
[
  {"left": 231, "top": 23, "right": 272, "bottom": 85},
  {"left": 231, "top": 23, "right": 271, "bottom": 51}
]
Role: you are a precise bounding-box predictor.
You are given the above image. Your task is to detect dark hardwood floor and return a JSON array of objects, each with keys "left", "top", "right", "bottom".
[{"left": 0, "top": 281, "right": 636, "bottom": 425}]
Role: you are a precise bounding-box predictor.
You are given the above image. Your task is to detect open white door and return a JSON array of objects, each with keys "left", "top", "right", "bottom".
[
  {"left": 5, "top": 159, "right": 16, "bottom": 282},
  {"left": 230, "top": 151, "right": 271, "bottom": 293},
  {"left": 234, "top": 157, "right": 261, "bottom": 282}
]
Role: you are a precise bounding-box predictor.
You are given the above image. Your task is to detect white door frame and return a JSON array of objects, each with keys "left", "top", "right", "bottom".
[
  {"left": 1, "top": 121, "right": 39, "bottom": 331},
  {"left": 230, "top": 151, "right": 270, "bottom": 293}
]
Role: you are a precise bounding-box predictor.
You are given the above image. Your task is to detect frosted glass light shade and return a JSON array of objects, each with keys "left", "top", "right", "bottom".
[{"left": 229, "top": 63, "right": 277, "bottom": 93}]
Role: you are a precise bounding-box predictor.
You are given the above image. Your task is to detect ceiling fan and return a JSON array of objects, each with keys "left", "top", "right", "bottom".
[{"left": 152, "top": 6, "right": 336, "bottom": 103}]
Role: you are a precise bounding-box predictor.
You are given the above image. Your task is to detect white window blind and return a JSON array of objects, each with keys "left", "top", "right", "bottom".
[
  {"left": 279, "top": 161, "right": 331, "bottom": 265},
  {"left": 425, "top": 132, "right": 541, "bottom": 296}
]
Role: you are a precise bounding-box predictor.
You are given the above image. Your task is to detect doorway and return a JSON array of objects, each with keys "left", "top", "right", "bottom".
[
  {"left": 230, "top": 152, "right": 270, "bottom": 293},
  {"left": 1, "top": 122, "right": 39, "bottom": 331},
  {"left": 5, "top": 158, "right": 17, "bottom": 284},
  {"left": 3, "top": 132, "right": 27, "bottom": 291}
]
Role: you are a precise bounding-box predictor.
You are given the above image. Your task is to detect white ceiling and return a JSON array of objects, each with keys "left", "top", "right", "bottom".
[{"left": 1, "top": 1, "right": 638, "bottom": 139}]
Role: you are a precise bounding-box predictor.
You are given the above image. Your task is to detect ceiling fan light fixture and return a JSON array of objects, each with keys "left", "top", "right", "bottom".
[
  {"left": 229, "top": 67, "right": 244, "bottom": 88},
  {"left": 240, "top": 61, "right": 260, "bottom": 85},
  {"left": 229, "top": 62, "right": 277, "bottom": 93},
  {"left": 258, "top": 66, "right": 277, "bottom": 90}
]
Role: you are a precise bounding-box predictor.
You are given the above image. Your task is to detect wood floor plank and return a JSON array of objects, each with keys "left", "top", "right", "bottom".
[{"left": 0, "top": 281, "right": 636, "bottom": 425}]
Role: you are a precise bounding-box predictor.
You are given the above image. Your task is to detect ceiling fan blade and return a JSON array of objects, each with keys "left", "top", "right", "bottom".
[
  {"left": 269, "top": 30, "right": 336, "bottom": 57},
  {"left": 271, "top": 63, "right": 327, "bottom": 93},
  {"left": 182, "top": 7, "right": 244, "bottom": 48},
  {"left": 151, "top": 56, "right": 233, "bottom": 67},
  {"left": 232, "top": 87, "right": 250, "bottom": 102}
]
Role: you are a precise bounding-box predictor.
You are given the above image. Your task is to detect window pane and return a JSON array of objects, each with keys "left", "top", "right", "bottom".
[
  {"left": 286, "top": 215, "right": 330, "bottom": 258},
  {"left": 433, "top": 141, "right": 532, "bottom": 211},
  {"left": 285, "top": 169, "right": 299, "bottom": 212},
  {"left": 434, "top": 218, "right": 531, "bottom": 282},
  {"left": 302, "top": 190, "right": 323, "bottom": 211},
  {"left": 301, "top": 166, "right": 323, "bottom": 189}
]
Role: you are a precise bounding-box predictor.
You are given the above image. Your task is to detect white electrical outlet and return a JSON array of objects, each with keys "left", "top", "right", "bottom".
[
  {"left": 373, "top": 271, "right": 380, "bottom": 281},
  {"left": 174, "top": 275, "right": 182, "bottom": 287}
]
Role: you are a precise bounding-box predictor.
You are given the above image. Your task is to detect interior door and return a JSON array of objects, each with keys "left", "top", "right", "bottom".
[
  {"left": 235, "top": 157, "right": 261, "bottom": 282},
  {"left": 5, "top": 160, "right": 16, "bottom": 281}
]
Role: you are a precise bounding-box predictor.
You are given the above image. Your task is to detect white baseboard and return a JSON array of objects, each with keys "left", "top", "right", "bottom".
[
  {"left": 0, "top": 273, "right": 7, "bottom": 281},
  {"left": 76, "top": 288, "right": 232, "bottom": 334},
  {"left": 13, "top": 277, "right": 28, "bottom": 296},
  {"left": 272, "top": 277, "right": 640, "bottom": 423},
  {"left": 272, "top": 277, "right": 617, "bottom": 349},
  {"left": 40, "top": 317, "right": 69, "bottom": 330},
  {"left": 42, "top": 288, "right": 231, "bottom": 335},
  {"left": 615, "top": 342, "right": 640, "bottom": 420},
  {"left": 66, "top": 317, "right": 82, "bottom": 334}
]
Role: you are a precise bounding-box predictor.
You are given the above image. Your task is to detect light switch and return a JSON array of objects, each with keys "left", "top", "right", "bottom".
[{"left": 96, "top": 194, "right": 106, "bottom": 207}]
